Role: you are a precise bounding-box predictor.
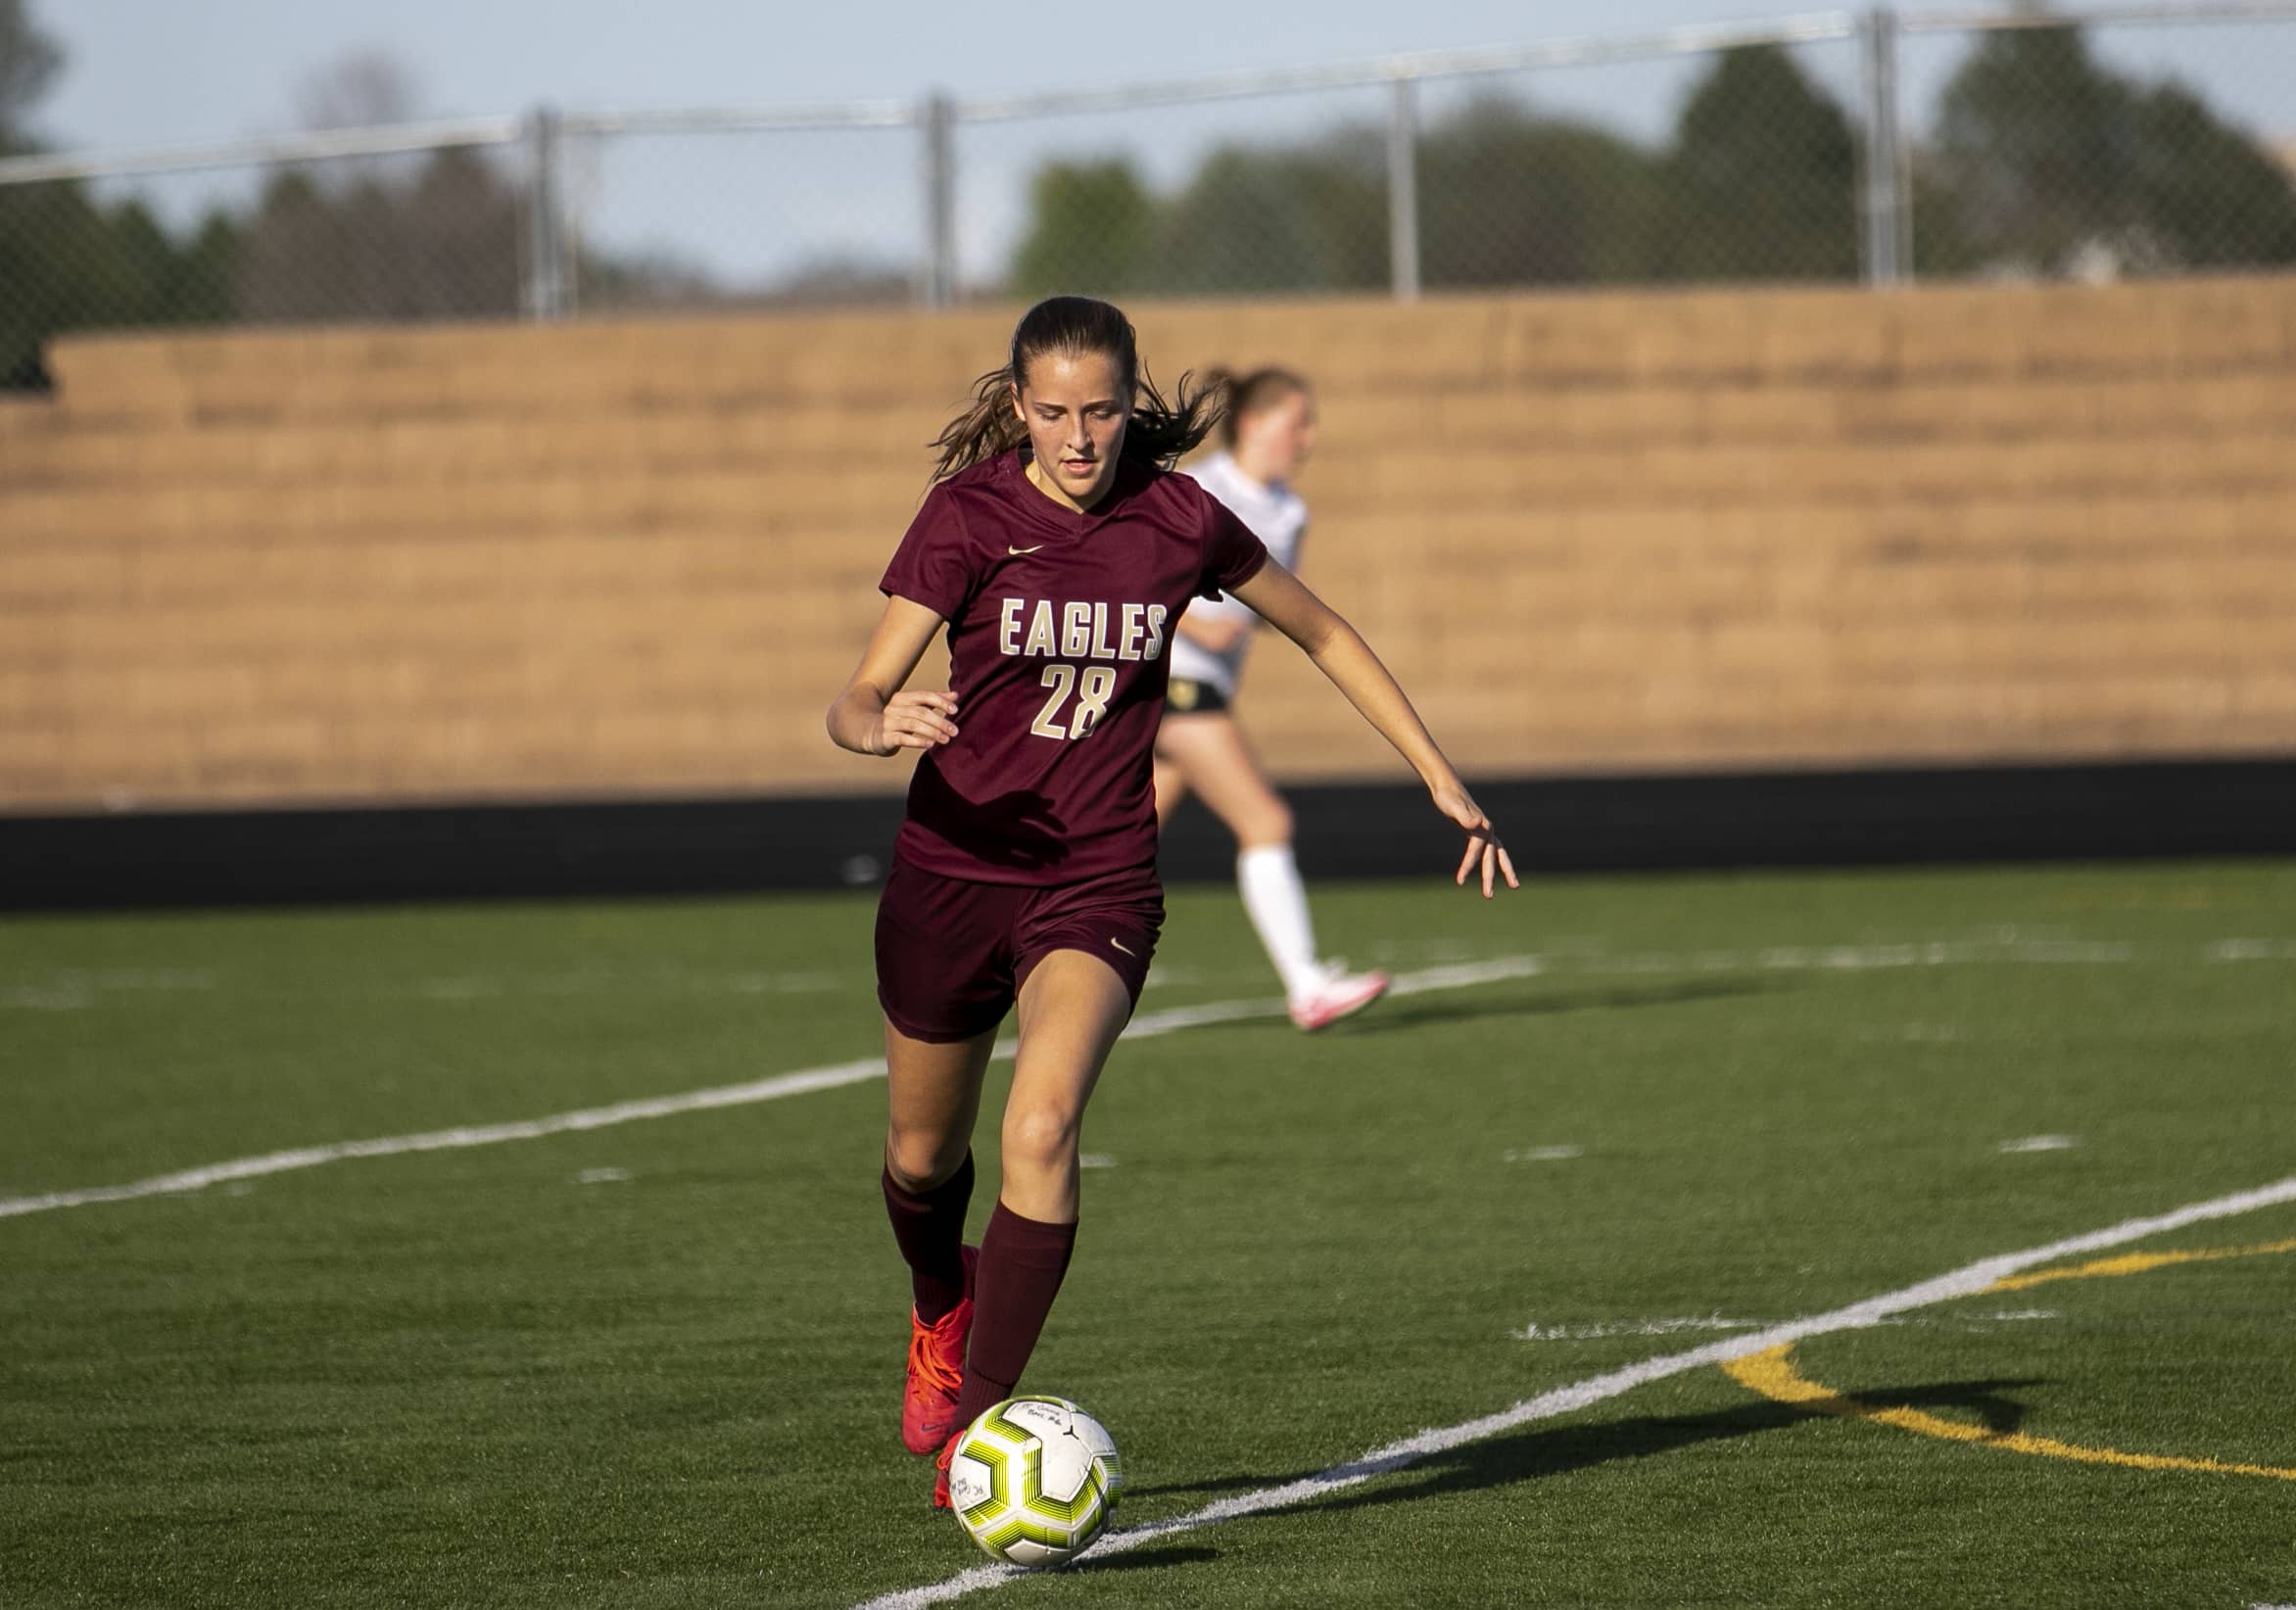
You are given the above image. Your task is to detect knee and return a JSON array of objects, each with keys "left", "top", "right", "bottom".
[
  {"left": 885, "top": 1126, "right": 967, "bottom": 1192},
  {"left": 1240, "top": 799, "right": 1293, "bottom": 850},
  {"left": 1000, "top": 1102, "right": 1079, "bottom": 1177}
]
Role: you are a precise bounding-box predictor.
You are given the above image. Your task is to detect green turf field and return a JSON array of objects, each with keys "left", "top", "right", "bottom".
[{"left": 4, "top": 861, "right": 2293, "bottom": 1609}]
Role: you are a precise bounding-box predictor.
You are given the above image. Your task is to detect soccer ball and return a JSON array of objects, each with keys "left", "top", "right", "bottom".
[{"left": 946, "top": 1395, "right": 1123, "bottom": 1568}]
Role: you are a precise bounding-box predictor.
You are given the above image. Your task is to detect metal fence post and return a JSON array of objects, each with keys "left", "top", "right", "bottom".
[
  {"left": 1387, "top": 74, "right": 1422, "bottom": 302},
  {"left": 523, "top": 105, "right": 571, "bottom": 318},
  {"left": 919, "top": 92, "right": 957, "bottom": 308},
  {"left": 1858, "top": 7, "right": 1908, "bottom": 286}
]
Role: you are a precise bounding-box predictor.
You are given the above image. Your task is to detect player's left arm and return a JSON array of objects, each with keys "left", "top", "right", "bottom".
[
  {"left": 1172, "top": 598, "right": 1253, "bottom": 655},
  {"left": 1228, "top": 557, "right": 1518, "bottom": 899}
]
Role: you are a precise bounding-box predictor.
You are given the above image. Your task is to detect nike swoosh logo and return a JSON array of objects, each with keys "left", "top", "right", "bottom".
[
  {"left": 1008, "top": 545, "right": 1044, "bottom": 555},
  {"left": 1109, "top": 938, "right": 1134, "bottom": 957}
]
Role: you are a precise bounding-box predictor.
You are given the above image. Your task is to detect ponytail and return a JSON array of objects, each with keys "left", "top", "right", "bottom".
[
  {"left": 929, "top": 295, "right": 1228, "bottom": 483},
  {"left": 1125, "top": 364, "right": 1226, "bottom": 471},
  {"left": 928, "top": 366, "right": 1030, "bottom": 483},
  {"left": 1205, "top": 364, "right": 1311, "bottom": 451}
]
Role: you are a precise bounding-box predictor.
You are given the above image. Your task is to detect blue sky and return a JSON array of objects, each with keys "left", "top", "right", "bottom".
[
  {"left": 28, "top": 2, "right": 2295, "bottom": 291},
  {"left": 33, "top": 0, "right": 2291, "bottom": 150},
  {"left": 33, "top": 0, "right": 1863, "bottom": 145}
]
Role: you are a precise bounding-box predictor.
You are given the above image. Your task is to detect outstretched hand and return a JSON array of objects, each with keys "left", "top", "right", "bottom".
[
  {"left": 871, "top": 689, "right": 960, "bottom": 755},
  {"left": 1433, "top": 780, "right": 1519, "bottom": 899}
]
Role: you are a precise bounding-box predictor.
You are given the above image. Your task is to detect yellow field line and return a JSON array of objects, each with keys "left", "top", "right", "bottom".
[
  {"left": 1984, "top": 1237, "right": 2296, "bottom": 1293},
  {"left": 1725, "top": 1344, "right": 2296, "bottom": 1480},
  {"left": 1726, "top": 1235, "right": 2296, "bottom": 1480}
]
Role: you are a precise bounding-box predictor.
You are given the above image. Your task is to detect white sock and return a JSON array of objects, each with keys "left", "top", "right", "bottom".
[{"left": 1237, "top": 844, "right": 1324, "bottom": 1002}]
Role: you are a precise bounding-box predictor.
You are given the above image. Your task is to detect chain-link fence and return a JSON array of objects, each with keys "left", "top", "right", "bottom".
[
  {"left": 0, "top": 117, "right": 535, "bottom": 385},
  {"left": 3, "top": 3, "right": 2292, "bottom": 384},
  {"left": 560, "top": 103, "right": 924, "bottom": 314}
]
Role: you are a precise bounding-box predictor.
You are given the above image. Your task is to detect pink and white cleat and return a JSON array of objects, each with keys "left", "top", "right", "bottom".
[{"left": 1287, "top": 965, "right": 1391, "bottom": 1032}]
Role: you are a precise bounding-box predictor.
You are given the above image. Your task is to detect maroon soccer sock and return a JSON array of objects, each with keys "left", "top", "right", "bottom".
[
  {"left": 949, "top": 1202, "right": 1078, "bottom": 1432},
  {"left": 883, "top": 1152, "right": 976, "bottom": 1326}
]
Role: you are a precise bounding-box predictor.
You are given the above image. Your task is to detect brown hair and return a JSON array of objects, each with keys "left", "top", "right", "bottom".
[
  {"left": 929, "top": 295, "right": 1226, "bottom": 483},
  {"left": 1204, "top": 364, "right": 1311, "bottom": 451}
]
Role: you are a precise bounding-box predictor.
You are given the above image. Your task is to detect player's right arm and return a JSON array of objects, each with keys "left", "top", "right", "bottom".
[{"left": 826, "top": 595, "right": 961, "bottom": 756}]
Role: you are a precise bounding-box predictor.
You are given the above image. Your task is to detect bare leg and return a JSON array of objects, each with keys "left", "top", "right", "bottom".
[
  {"left": 884, "top": 1018, "right": 996, "bottom": 1192},
  {"left": 885, "top": 1018, "right": 997, "bottom": 1460},
  {"left": 1154, "top": 713, "right": 1293, "bottom": 849},
  {"left": 1152, "top": 751, "right": 1190, "bottom": 829},
  {"left": 999, "top": 950, "right": 1133, "bottom": 1222},
  {"left": 941, "top": 949, "right": 1135, "bottom": 1443},
  {"left": 1156, "top": 712, "right": 1366, "bottom": 1009}
]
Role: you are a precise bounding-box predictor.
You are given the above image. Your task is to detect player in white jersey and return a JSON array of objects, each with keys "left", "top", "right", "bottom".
[{"left": 1155, "top": 367, "right": 1391, "bottom": 1031}]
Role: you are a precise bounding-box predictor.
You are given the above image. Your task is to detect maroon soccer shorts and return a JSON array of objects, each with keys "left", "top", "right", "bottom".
[{"left": 874, "top": 858, "right": 1164, "bottom": 1043}]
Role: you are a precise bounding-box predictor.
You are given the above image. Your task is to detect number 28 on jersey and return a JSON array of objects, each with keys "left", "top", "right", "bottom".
[{"left": 997, "top": 597, "right": 1170, "bottom": 741}]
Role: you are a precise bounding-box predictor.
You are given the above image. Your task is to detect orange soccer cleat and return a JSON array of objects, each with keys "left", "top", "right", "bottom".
[
  {"left": 901, "top": 1245, "right": 977, "bottom": 1455},
  {"left": 933, "top": 1429, "right": 961, "bottom": 1509}
]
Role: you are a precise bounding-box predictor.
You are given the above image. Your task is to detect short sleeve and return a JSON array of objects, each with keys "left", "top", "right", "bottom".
[
  {"left": 1199, "top": 494, "right": 1269, "bottom": 601},
  {"left": 879, "top": 487, "right": 981, "bottom": 621}
]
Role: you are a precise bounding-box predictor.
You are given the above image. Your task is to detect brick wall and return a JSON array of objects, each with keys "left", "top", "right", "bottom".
[{"left": 2, "top": 278, "right": 2292, "bottom": 811}]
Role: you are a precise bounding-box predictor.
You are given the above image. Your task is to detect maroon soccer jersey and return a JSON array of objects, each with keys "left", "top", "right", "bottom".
[{"left": 880, "top": 448, "right": 1269, "bottom": 884}]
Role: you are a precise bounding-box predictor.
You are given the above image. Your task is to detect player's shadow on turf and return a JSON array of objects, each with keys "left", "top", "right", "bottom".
[
  {"left": 1126, "top": 1472, "right": 1310, "bottom": 1499},
  {"left": 1076, "top": 1545, "right": 1220, "bottom": 1574},
  {"left": 1328, "top": 975, "right": 1785, "bottom": 1036},
  {"left": 1294, "top": 1377, "right": 2044, "bottom": 1516},
  {"left": 1127, "top": 1378, "right": 2039, "bottom": 1506}
]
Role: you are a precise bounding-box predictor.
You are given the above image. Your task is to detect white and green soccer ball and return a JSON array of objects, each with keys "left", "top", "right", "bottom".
[{"left": 947, "top": 1395, "right": 1123, "bottom": 1568}]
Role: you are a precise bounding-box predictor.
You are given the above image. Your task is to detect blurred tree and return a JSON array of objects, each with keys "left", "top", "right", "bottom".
[
  {"left": 1008, "top": 160, "right": 1161, "bottom": 297},
  {"left": 2124, "top": 79, "right": 2296, "bottom": 269},
  {"left": 0, "top": 0, "right": 233, "bottom": 387},
  {"left": 230, "top": 54, "right": 523, "bottom": 320},
  {"left": 230, "top": 50, "right": 728, "bottom": 319},
  {"left": 106, "top": 200, "right": 239, "bottom": 324},
  {"left": 293, "top": 49, "right": 420, "bottom": 132},
  {"left": 1153, "top": 135, "right": 1386, "bottom": 295},
  {"left": 1419, "top": 96, "right": 1666, "bottom": 288},
  {"left": 1926, "top": 26, "right": 2296, "bottom": 277},
  {"left": 232, "top": 146, "right": 523, "bottom": 321},
  {"left": 0, "top": 0, "right": 72, "bottom": 382},
  {"left": 1002, "top": 97, "right": 1659, "bottom": 299},
  {"left": 573, "top": 249, "right": 907, "bottom": 311},
  {"left": 1656, "top": 44, "right": 1858, "bottom": 282},
  {"left": 574, "top": 248, "right": 725, "bottom": 309},
  {"left": 0, "top": 0, "right": 63, "bottom": 153},
  {"left": 1904, "top": 165, "right": 1984, "bottom": 278},
  {"left": 997, "top": 28, "right": 2296, "bottom": 297},
  {"left": 1931, "top": 28, "right": 2139, "bottom": 275},
  {"left": 753, "top": 256, "right": 912, "bottom": 307}
]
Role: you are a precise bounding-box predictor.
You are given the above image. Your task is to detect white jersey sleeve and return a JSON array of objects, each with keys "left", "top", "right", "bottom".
[{"left": 1171, "top": 452, "right": 1309, "bottom": 698}]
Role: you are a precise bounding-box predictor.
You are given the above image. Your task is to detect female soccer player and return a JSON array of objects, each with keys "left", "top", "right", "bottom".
[
  {"left": 1159, "top": 365, "right": 1390, "bottom": 1031},
  {"left": 826, "top": 296, "right": 1516, "bottom": 1506}
]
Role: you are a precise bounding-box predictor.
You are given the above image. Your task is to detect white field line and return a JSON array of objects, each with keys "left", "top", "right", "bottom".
[
  {"left": 1514, "top": 1314, "right": 1759, "bottom": 1341},
  {"left": 1511, "top": 1307, "right": 2060, "bottom": 1342},
  {"left": 2212, "top": 940, "right": 2296, "bottom": 962},
  {"left": 0, "top": 968, "right": 220, "bottom": 1011},
  {"left": 851, "top": 1173, "right": 2296, "bottom": 1610},
  {"left": 0, "top": 1056, "right": 886, "bottom": 1220},
  {"left": 1504, "top": 1145, "right": 1584, "bottom": 1163},
  {"left": 11, "top": 930, "right": 2289, "bottom": 1016},
  {"left": 1572, "top": 936, "right": 2137, "bottom": 974},
  {"left": 0, "top": 956, "right": 1544, "bottom": 1222}
]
